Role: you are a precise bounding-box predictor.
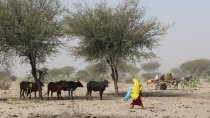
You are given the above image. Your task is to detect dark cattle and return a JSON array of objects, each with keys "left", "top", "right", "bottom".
[
  {"left": 63, "top": 81, "right": 83, "bottom": 99},
  {"left": 179, "top": 76, "right": 193, "bottom": 87},
  {"left": 173, "top": 77, "right": 182, "bottom": 89},
  {"left": 183, "top": 76, "right": 192, "bottom": 81},
  {"left": 46, "top": 81, "right": 68, "bottom": 100},
  {"left": 20, "top": 81, "right": 44, "bottom": 99},
  {"left": 86, "top": 80, "right": 109, "bottom": 100}
]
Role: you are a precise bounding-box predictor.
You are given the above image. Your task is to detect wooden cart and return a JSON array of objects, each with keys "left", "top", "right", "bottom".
[{"left": 147, "top": 73, "right": 179, "bottom": 90}]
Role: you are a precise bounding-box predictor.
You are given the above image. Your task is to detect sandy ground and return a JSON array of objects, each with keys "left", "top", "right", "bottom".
[{"left": 0, "top": 80, "right": 210, "bottom": 118}]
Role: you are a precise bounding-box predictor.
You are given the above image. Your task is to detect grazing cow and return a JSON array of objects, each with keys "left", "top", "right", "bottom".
[
  {"left": 86, "top": 80, "right": 109, "bottom": 100},
  {"left": 63, "top": 81, "right": 83, "bottom": 99},
  {"left": 20, "top": 81, "right": 44, "bottom": 99},
  {"left": 46, "top": 81, "right": 68, "bottom": 100}
]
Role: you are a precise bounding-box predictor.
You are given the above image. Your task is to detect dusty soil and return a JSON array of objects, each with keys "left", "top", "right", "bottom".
[{"left": 0, "top": 81, "right": 210, "bottom": 118}]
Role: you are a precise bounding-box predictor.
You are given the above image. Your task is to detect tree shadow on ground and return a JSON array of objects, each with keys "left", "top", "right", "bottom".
[
  {"left": 41, "top": 94, "right": 113, "bottom": 101},
  {"left": 142, "top": 91, "right": 190, "bottom": 97},
  {"left": 106, "top": 90, "right": 191, "bottom": 98}
]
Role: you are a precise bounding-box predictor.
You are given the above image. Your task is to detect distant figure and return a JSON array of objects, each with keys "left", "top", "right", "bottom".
[
  {"left": 154, "top": 74, "right": 159, "bottom": 82},
  {"left": 155, "top": 75, "right": 159, "bottom": 80}
]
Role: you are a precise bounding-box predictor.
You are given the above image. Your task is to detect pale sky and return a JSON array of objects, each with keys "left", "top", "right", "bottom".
[{"left": 13, "top": 0, "right": 210, "bottom": 77}]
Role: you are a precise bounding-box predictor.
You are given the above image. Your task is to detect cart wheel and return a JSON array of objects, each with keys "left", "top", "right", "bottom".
[
  {"left": 156, "top": 85, "right": 161, "bottom": 90},
  {"left": 160, "top": 83, "right": 167, "bottom": 90}
]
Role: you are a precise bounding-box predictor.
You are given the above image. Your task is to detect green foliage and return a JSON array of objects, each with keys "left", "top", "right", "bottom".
[
  {"left": 141, "top": 61, "right": 161, "bottom": 72},
  {"left": 65, "top": 0, "right": 167, "bottom": 94},
  {"left": 0, "top": 52, "right": 13, "bottom": 70},
  {"left": 170, "top": 67, "right": 185, "bottom": 77},
  {"left": 181, "top": 75, "right": 201, "bottom": 90},
  {"left": 206, "top": 76, "right": 210, "bottom": 85},
  {"left": 48, "top": 68, "right": 62, "bottom": 78},
  {"left": 65, "top": 0, "right": 167, "bottom": 63},
  {"left": 117, "top": 60, "right": 140, "bottom": 82},
  {"left": 44, "top": 66, "right": 76, "bottom": 82},
  {"left": 0, "top": 0, "right": 65, "bottom": 84},
  {"left": 0, "top": 0, "right": 64, "bottom": 62},
  {"left": 188, "top": 75, "right": 200, "bottom": 88},
  {"left": 76, "top": 63, "right": 109, "bottom": 82},
  {"left": 75, "top": 70, "right": 89, "bottom": 81},
  {"left": 141, "top": 72, "right": 160, "bottom": 80},
  {"left": 141, "top": 61, "right": 161, "bottom": 81},
  {"left": 180, "top": 59, "right": 210, "bottom": 76},
  {"left": 74, "top": 63, "right": 111, "bottom": 82},
  {"left": 60, "top": 66, "right": 76, "bottom": 78}
]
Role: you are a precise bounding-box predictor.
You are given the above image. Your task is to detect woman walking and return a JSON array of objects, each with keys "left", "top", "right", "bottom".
[{"left": 130, "top": 78, "right": 144, "bottom": 109}]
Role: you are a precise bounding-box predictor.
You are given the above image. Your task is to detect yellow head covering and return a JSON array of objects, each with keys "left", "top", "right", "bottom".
[
  {"left": 131, "top": 78, "right": 140, "bottom": 100},
  {"left": 147, "top": 79, "right": 152, "bottom": 84}
]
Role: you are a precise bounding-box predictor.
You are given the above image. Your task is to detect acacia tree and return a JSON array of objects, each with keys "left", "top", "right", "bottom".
[
  {"left": 65, "top": 0, "right": 167, "bottom": 95},
  {"left": 141, "top": 61, "right": 161, "bottom": 73},
  {"left": 0, "top": 1, "right": 11, "bottom": 70},
  {"left": 117, "top": 60, "right": 140, "bottom": 81},
  {"left": 75, "top": 70, "right": 89, "bottom": 81},
  {"left": 60, "top": 66, "right": 76, "bottom": 78},
  {"left": 141, "top": 61, "right": 161, "bottom": 80},
  {"left": 170, "top": 67, "right": 185, "bottom": 77},
  {"left": 0, "top": 52, "right": 12, "bottom": 70},
  {"left": 180, "top": 59, "right": 210, "bottom": 76},
  {"left": 0, "top": 0, "right": 64, "bottom": 99},
  {"left": 84, "top": 63, "right": 109, "bottom": 81}
]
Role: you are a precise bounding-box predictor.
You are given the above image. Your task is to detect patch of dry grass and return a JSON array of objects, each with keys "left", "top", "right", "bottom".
[{"left": 0, "top": 80, "right": 11, "bottom": 90}]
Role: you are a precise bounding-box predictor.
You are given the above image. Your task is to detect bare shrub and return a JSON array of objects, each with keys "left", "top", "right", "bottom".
[
  {"left": 71, "top": 101, "right": 85, "bottom": 118},
  {"left": 0, "top": 80, "right": 11, "bottom": 90},
  {"left": 10, "top": 75, "right": 17, "bottom": 81}
]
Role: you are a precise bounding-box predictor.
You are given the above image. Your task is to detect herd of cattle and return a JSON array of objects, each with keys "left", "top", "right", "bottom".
[{"left": 20, "top": 80, "right": 110, "bottom": 100}]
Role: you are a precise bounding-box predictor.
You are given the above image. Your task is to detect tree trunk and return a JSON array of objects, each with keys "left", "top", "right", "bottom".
[
  {"left": 109, "top": 63, "right": 119, "bottom": 96},
  {"left": 29, "top": 56, "right": 43, "bottom": 99}
]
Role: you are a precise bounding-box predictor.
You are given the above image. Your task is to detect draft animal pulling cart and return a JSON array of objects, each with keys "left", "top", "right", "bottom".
[{"left": 147, "top": 73, "right": 179, "bottom": 90}]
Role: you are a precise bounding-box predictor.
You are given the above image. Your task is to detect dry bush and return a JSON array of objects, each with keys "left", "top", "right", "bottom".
[
  {"left": 70, "top": 101, "right": 85, "bottom": 118},
  {"left": 181, "top": 75, "right": 201, "bottom": 90},
  {"left": 0, "top": 79, "right": 11, "bottom": 90}
]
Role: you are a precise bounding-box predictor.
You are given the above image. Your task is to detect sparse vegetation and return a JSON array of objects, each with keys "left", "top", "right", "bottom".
[
  {"left": 204, "top": 76, "right": 210, "bottom": 85},
  {"left": 141, "top": 61, "right": 161, "bottom": 80},
  {"left": 181, "top": 75, "right": 201, "bottom": 90},
  {"left": 10, "top": 75, "right": 17, "bottom": 81},
  {"left": 180, "top": 59, "right": 210, "bottom": 76},
  {"left": 71, "top": 101, "right": 85, "bottom": 118},
  {"left": 0, "top": 69, "right": 13, "bottom": 90},
  {"left": 0, "top": 79, "right": 11, "bottom": 90}
]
